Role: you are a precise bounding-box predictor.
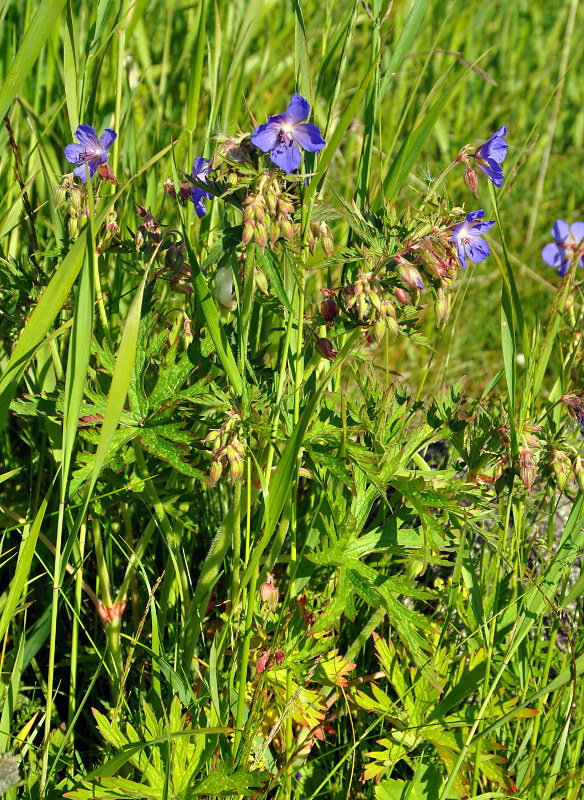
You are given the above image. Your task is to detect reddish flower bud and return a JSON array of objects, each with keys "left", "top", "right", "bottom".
[
  {"left": 97, "top": 162, "right": 119, "bottom": 184},
  {"left": 394, "top": 287, "right": 410, "bottom": 305},
  {"left": 464, "top": 165, "right": 479, "bottom": 197},
  {"left": 519, "top": 446, "right": 537, "bottom": 493},
  {"left": 315, "top": 338, "right": 337, "bottom": 361},
  {"left": 320, "top": 296, "right": 338, "bottom": 325}
]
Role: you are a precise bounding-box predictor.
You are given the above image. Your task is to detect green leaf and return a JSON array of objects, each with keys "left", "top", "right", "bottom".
[
  {"left": 187, "top": 761, "right": 271, "bottom": 797},
  {"left": 0, "top": 0, "right": 67, "bottom": 122}
]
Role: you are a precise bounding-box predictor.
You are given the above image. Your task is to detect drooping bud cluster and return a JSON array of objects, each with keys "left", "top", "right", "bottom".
[
  {"left": 259, "top": 572, "right": 279, "bottom": 611},
  {"left": 135, "top": 204, "right": 162, "bottom": 252},
  {"left": 406, "top": 236, "right": 460, "bottom": 326},
  {"left": 164, "top": 241, "right": 193, "bottom": 294},
  {"left": 344, "top": 272, "right": 398, "bottom": 341},
  {"left": 242, "top": 175, "right": 297, "bottom": 250},
  {"left": 95, "top": 211, "right": 120, "bottom": 255},
  {"left": 304, "top": 221, "right": 334, "bottom": 255},
  {"left": 54, "top": 174, "right": 87, "bottom": 239},
  {"left": 203, "top": 411, "right": 246, "bottom": 486}
]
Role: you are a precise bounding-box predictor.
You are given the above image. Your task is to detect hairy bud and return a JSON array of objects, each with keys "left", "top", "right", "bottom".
[
  {"left": 464, "top": 165, "right": 479, "bottom": 197},
  {"left": 315, "top": 337, "right": 338, "bottom": 362},
  {"left": 519, "top": 446, "right": 537, "bottom": 494},
  {"left": 320, "top": 296, "right": 338, "bottom": 326}
]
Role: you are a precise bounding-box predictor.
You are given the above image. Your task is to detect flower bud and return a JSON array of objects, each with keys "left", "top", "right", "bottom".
[
  {"left": 69, "top": 185, "right": 84, "bottom": 213},
  {"left": 397, "top": 261, "right": 424, "bottom": 291},
  {"left": 319, "top": 222, "right": 334, "bottom": 256},
  {"left": 67, "top": 214, "right": 79, "bottom": 239},
  {"left": 54, "top": 184, "right": 67, "bottom": 207},
  {"left": 209, "top": 460, "right": 223, "bottom": 487},
  {"left": 552, "top": 449, "right": 572, "bottom": 490},
  {"left": 394, "top": 287, "right": 410, "bottom": 305},
  {"left": 97, "top": 162, "right": 119, "bottom": 184},
  {"left": 574, "top": 455, "right": 584, "bottom": 491},
  {"left": 519, "top": 446, "right": 537, "bottom": 494},
  {"left": 373, "top": 318, "right": 386, "bottom": 342},
  {"left": 260, "top": 573, "right": 279, "bottom": 611},
  {"left": 279, "top": 216, "right": 295, "bottom": 241},
  {"left": 135, "top": 226, "right": 145, "bottom": 251},
  {"left": 320, "top": 296, "right": 338, "bottom": 326},
  {"left": 385, "top": 302, "right": 398, "bottom": 336},
  {"left": 315, "top": 337, "right": 337, "bottom": 361},
  {"left": 464, "top": 165, "right": 479, "bottom": 197},
  {"left": 254, "top": 221, "right": 268, "bottom": 250},
  {"left": 435, "top": 286, "right": 450, "bottom": 326},
  {"left": 254, "top": 267, "right": 269, "bottom": 295},
  {"left": 242, "top": 220, "right": 254, "bottom": 247}
]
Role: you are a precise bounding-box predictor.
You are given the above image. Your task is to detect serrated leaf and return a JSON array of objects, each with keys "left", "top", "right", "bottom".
[{"left": 187, "top": 762, "right": 271, "bottom": 797}]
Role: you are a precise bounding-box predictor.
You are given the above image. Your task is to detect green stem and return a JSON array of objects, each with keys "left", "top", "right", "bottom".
[{"left": 132, "top": 440, "right": 190, "bottom": 616}]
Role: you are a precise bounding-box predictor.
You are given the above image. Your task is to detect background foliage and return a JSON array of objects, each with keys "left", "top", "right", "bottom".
[{"left": 1, "top": 0, "right": 584, "bottom": 798}]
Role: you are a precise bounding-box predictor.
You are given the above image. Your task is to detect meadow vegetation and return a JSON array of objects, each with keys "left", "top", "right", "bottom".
[{"left": 1, "top": 0, "right": 584, "bottom": 798}]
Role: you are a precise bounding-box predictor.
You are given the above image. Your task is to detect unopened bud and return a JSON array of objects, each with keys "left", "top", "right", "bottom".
[
  {"left": 260, "top": 573, "right": 279, "bottom": 610},
  {"left": 279, "top": 216, "right": 294, "bottom": 241},
  {"left": 254, "top": 221, "right": 268, "bottom": 250},
  {"left": 385, "top": 302, "right": 398, "bottom": 336},
  {"left": 574, "top": 455, "right": 584, "bottom": 491},
  {"left": 69, "top": 185, "right": 84, "bottom": 213},
  {"left": 254, "top": 267, "right": 269, "bottom": 295},
  {"left": 464, "top": 165, "right": 479, "bottom": 197},
  {"left": 320, "top": 296, "right": 338, "bottom": 325},
  {"left": 209, "top": 460, "right": 223, "bottom": 487},
  {"left": 519, "top": 446, "right": 537, "bottom": 493},
  {"left": 54, "top": 184, "right": 67, "bottom": 206},
  {"left": 320, "top": 222, "right": 334, "bottom": 256},
  {"left": 242, "top": 220, "right": 254, "bottom": 247},
  {"left": 394, "top": 287, "right": 410, "bottom": 305},
  {"left": 552, "top": 449, "right": 572, "bottom": 490},
  {"left": 135, "top": 226, "right": 145, "bottom": 251},
  {"left": 315, "top": 337, "right": 337, "bottom": 361},
  {"left": 435, "top": 286, "right": 450, "bottom": 326},
  {"left": 67, "top": 214, "right": 79, "bottom": 239},
  {"left": 397, "top": 261, "right": 424, "bottom": 291},
  {"left": 373, "top": 318, "right": 386, "bottom": 342}
]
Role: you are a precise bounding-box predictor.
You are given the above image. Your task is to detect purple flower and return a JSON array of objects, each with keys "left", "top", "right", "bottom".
[
  {"left": 64, "top": 124, "right": 117, "bottom": 183},
  {"left": 452, "top": 209, "right": 494, "bottom": 269},
  {"left": 474, "top": 125, "right": 507, "bottom": 189},
  {"left": 190, "top": 157, "right": 213, "bottom": 218},
  {"left": 541, "top": 220, "right": 584, "bottom": 277},
  {"left": 251, "top": 93, "right": 326, "bottom": 174}
]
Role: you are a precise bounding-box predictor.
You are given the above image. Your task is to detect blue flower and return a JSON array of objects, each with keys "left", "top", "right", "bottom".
[
  {"left": 474, "top": 125, "right": 507, "bottom": 188},
  {"left": 190, "top": 157, "right": 214, "bottom": 218},
  {"left": 452, "top": 209, "right": 494, "bottom": 269},
  {"left": 541, "top": 220, "right": 584, "bottom": 277},
  {"left": 251, "top": 93, "right": 326, "bottom": 174},
  {"left": 64, "top": 124, "right": 117, "bottom": 183}
]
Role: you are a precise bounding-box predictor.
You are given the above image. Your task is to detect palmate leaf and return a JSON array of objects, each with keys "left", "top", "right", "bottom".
[
  {"left": 138, "top": 426, "right": 207, "bottom": 483},
  {"left": 186, "top": 761, "right": 271, "bottom": 797}
]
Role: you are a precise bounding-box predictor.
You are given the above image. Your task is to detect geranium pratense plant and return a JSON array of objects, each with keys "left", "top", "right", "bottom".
[
  {"left": 251, "top": 93, "right": 325, "bottom": 173},
  {"left": 541, "top": 219, "right": 584, "bottom": 276},
  {"left": 452, "top": 209, "right": 494, "bottom": 269},
  {"left": 64, "top": 124, "right": 117, "bottom": 182}
]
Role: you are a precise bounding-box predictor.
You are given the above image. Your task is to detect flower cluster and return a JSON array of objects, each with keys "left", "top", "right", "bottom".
[{"left": 203, "top": 411, "right": 246, "bottom": 486}]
